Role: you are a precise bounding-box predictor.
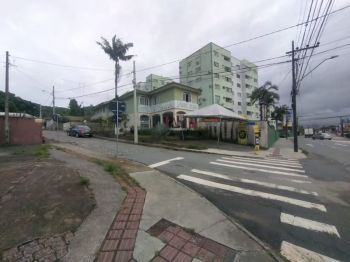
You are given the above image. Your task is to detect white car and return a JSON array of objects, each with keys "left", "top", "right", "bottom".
[{"left": 312, "top": 132, "right": 332, "bottom": 140}]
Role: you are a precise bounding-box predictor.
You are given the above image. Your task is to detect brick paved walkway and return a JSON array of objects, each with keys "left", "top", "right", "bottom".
[
  {"left": 96, "top": 183, "right": 146, "bottom": 262},
  {"left": 148, "top": 219, "right": 237, "bottom": 262}
]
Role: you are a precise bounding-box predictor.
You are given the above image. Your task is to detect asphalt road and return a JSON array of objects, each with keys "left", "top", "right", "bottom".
[
  {"left": 299, "top": 136, "right": 350, "bottom": 170},
  {"left": 45, "top": 131, "right": 350, "bottom": 261}
]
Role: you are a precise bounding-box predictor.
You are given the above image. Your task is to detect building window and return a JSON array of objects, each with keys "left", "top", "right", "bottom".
[
  {"left": 247, "top": 102, "right": 251, "bottom": 106},
  {"left": 237, "top": 92, "right": 242, "bottom": 97},
  {"left": 214, "top": 73, "right": 219, "bottom": 78},
  {"left": 246, "top": 92, "right": 251, "bottom": 97},
  {"left": 188, "top": 71, "right": 193, "bottom": 75},
  {"left": 256, "top": 113, "right": 259, "bottom": 118},
  {"left": 254, "top": 78, "right": 257, "bottom": 83},
  {"left": 238, "top": 102, "right": 242, "bottom": 106},
  {"left": 223, "top": 55, "right": 231, "bottom": 62},
  {"left": 140, "top": 96, "right": 149, "bottom": 106},
  {"left": 236, "top": 74, "right": 240, "bottom": 78},
  {"left": 238, "top": 111, "right": 242, "bottom": 114},
  {"left": 140, "top": 115, "right": 150, "bottom": 129},
  {"left": 196, "top": 61, "right": 200, "bottom": 66},
  {"left": 237, "top": 83, "right": 241, "bottom": 88},
  {"left": 215, "top": 95, "right": 220, "bottom": 104},
  {"left": 152, "top": 96, "right": 159, "bottom": 105},
  {"left": 215, "top": 84, "right": 220, "bottom": 89},
  {"left": 246, "top": 84, "right": 250, "bottom": 88},
  {"left": 195, "top": 66, "right": 201, "bottom": 73},
  {"left": 214, "top": 61, "right": 219, "bottom": 67},
  {"left": 225, "top": 97, "right": 232, "bottom": 103},
  {"left": 224, "top": 66, "right": 231, "bottom": 72},
  {"left": 214, "top": 51, "right": 219, "bottom": 57},
  {"left": 225, "top": 77, "right": 232, "bottom": 83},
  {"left": 183, "top": 92, "right": 191, "bottom": 102},
  {"left": 187, "top": 61, "right": 192, "bottom": 67},
  {"left": 196, "top": 77, "right": 201, "bottom": 82},
  {"left": 247, "top": 111, "right": 252, "bottom": 116}
]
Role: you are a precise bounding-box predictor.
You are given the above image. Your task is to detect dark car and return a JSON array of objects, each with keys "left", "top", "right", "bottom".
[{"left": 67, "top": 125, "right": 93, "bottom": 137}]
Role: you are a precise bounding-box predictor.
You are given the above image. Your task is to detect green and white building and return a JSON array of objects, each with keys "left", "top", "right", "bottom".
[
  {"left": 179, "top": 42, "right": 260, "bottom": 120},
  {"left": 120, "top": 76, "right": 201, "bottom": 129}
]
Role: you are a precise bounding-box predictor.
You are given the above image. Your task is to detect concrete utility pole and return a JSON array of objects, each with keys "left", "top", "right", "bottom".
[
  {"left": 291, "top": 41, "right": 298, "bottom": 152},
  {"left": 133, "top": 60, "right": 138, "bottom": 144},
  {"left": 52, "top": 85, "right": 55, "bottom": 115},
  {"left": 39, "top": 104, "right": 42, "bottom": 119},
  {"left": 286, "top": 41, "right": 319, "bottom": 152},
  {"left": 4, "top": 51, "right": 10, "bottom": 144}
]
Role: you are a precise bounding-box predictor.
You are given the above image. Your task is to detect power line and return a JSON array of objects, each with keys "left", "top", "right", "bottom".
[{"left": 64, "top": 82, "right": 133, "bottom": 99}]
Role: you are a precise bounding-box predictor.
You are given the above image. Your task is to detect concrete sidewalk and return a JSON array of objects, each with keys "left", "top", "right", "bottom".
[
  {"left": 53, "top": 142, "right": 281, "bottom": 261},
  {"left": 131, "top": 170, "right": 279, "bottom": 262}
]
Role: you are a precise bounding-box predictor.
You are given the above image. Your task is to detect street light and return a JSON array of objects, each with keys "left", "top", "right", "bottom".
[{"left": 298, "top": 55, "right": 339, "bottom": 83}]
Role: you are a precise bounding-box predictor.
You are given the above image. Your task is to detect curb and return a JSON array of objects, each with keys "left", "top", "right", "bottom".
[
  {"left": 93, "top": 135, "right": 270, "bottom": 159},
  {"left": 150, "top": 169, "right": 284, "bottom": 262}
]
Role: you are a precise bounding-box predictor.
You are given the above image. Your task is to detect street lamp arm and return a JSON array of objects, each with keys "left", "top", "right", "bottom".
[{"left": 298, "top": 55, "right": 338, "bottom": 83}]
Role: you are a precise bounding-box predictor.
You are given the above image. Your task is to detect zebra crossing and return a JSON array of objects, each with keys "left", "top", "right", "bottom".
[{"left": 176, "top": 155, "right": 342, "bottom": 262}]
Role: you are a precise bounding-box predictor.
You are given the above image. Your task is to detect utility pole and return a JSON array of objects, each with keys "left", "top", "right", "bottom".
[
  {"left": 133, "top": 60, "right": 138, "bottom": 144},
  {"left": 52, "top": 85, "right": 55, "bottom": 115},
  {"left": 291, "top": 41, "right": 298, "bottom": 152},
  {"left": 340, "top": 117, "right": 344, "bottom": 137},
  {"left": 4, "top": 51, "right": 10, "bottom": 144},
  {"left": 39, "top": 104, "right": 42, "bottom": 119},
  {"left": 286, "top": 41, "right": 319, "bottom": 152}
]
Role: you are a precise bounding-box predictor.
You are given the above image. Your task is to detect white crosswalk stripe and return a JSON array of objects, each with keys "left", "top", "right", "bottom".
[
  {"left": 280, "top": 213, "right": 340, "bottom": 238},
  {"left": 191, "top": 169, "right": 317, "bottom": 196},
  {"left": 222, "top": 156, "right": 303, "bottom": 168},
  {"left": 210, "top": 161, "right": 308, "bottom": 178},
  {"left": 280, "top": 241, "right": 340, "bottom": 262},
  {"left": 177, "top": 175, "right": 326, "bottom": 212},
  {"left": 217, "top": 159, "right": 305, "bottom": 173}
]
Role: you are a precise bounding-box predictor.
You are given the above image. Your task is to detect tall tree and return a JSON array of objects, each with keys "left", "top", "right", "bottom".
[
  {"left": 96, "top": 36, "right": 133, "bottom": 99},
  {"left": 69, "top": 99, "right": 82, "bottom": 116},
  {"left": 249, "top": 81, "right": 280, "bottom": 121}
]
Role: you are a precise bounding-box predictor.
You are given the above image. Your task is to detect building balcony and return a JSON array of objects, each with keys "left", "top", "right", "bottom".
[{"left": 139, "top": 100, "right": 198, "bottom": 114}]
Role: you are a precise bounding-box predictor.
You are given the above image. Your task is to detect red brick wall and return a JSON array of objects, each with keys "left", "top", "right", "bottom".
[{"left": 0, "top": 117, "right": 43, "bottom": 145}]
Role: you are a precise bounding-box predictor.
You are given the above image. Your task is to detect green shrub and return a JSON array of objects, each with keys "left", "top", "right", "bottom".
[{"left": 79, "top": 176, "right": 90, "bottom": 186}]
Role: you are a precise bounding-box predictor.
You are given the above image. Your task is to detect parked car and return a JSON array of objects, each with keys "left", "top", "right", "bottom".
[
  {"left": 312, "top": 132, "right": 332, "bottom": 140},
  {"left": 67, "top": 125, "right": 93, "bottom": 137}
]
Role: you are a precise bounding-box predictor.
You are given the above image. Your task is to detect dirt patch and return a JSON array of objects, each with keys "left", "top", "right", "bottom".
[{"left": 0, "top": 145, "right": 95, "bottom": 253}]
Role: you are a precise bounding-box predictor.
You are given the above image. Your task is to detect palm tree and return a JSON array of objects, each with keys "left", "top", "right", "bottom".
[
  {"left": 97, "top": 36, "right": 133, "bottom": 99},
  {"left": 249, "top": 81, "right": 280, "bottom": 121},
  {"left": 272, "top": 104, "right": 289, "bottom": 129}
]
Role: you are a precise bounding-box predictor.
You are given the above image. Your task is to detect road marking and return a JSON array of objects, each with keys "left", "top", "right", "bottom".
[
  {"left": 291, "top": 179, "right": 311, "bottom": 184},
  {"left": 177, "top": 175, "right": 326, "bottom": 212},
  {"left": 280, "top": 241, "right": 340, "bottom": 262},
  {"left": 335, "top": 143, "right": 348, "bottom": 147},
  {"left": 280, "top": 213, "right": 340, "bottom": 237},
  {"left": 306, "top": 144, "right": 314, "bottom": 147},
  {"left": 191, "top": 169, "right": 317, "bottom": 196},
  {"left": 148, "top": 157, "right": 184, "bottom": 168},
  {"left": 217, "top": 159, "right": 305, "bottom": 173},
  {"left": 222, "top": 156, "right": 303, "bottom": 168},
  {"left": 231, "top": 155, "right": 300, "bottom": 165},
  {"left": 262, "top": 157, "right": 300, "bottom": 164},
  {"left": 210, "top": 162, "right": 308, "bottom": 178}
]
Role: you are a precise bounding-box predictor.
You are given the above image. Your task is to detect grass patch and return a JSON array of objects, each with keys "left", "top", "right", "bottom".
[
  {"left": 93, "top": 159, "right": 140, "bottom": 187},
  {"left": 79, "top": 176, "right": 90, "bottom": 186},
  {"left": 12, "top": 144, "right": 51, "bottom": 158},
  {"left": 186, "top": 144, "right": 207, "bottom": 150},
  {"left": 33, "top": 144, "right": 50, "bottom": 157}
]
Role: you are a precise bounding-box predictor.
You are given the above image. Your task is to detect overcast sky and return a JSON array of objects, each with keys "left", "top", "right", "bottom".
[{"left": 1, "top": 0, "right": 349, "bottom": 123}]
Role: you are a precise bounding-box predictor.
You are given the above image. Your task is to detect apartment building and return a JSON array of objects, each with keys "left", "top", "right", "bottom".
[
  {"left": 179, "top": 42, "right": 260, "bottom": 120},
  {"left": 136, "top": 74, "right": 173, "bottom": 91}
]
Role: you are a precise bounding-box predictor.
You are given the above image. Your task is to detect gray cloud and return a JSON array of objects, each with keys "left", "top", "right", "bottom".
[{"left": 0, "top": 0, "right": 349, "bottom": 119}]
